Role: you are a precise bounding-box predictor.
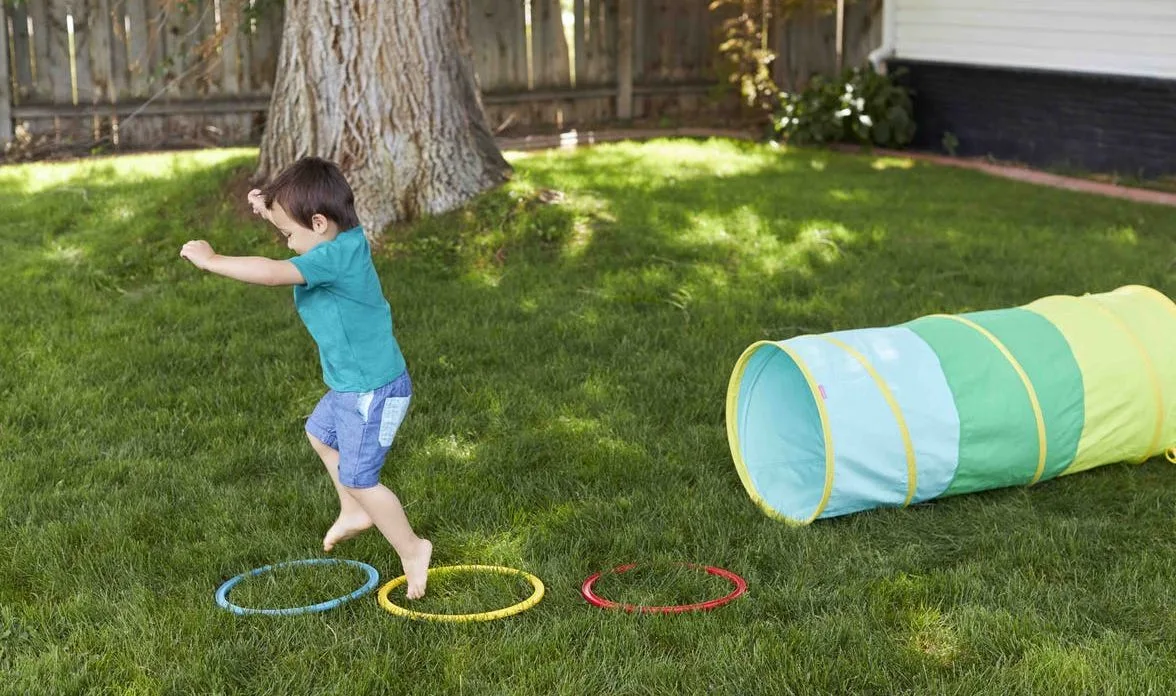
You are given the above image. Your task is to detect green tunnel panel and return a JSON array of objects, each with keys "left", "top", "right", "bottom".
[
  {"left": 906, "top": 313, "right": 1038, "bottom": 496},
  {"left": 959, "top": 308, "right": 1085, "bottom": 483}
]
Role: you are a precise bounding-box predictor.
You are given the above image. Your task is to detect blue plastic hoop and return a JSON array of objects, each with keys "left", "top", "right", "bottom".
[{"left": 215, "top": 558, "right": 380, "bottom": 616}]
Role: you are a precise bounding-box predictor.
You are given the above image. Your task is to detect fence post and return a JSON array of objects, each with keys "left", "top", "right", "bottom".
[
  {"left": 0, "top": 1, "right": 12, "bottom": 145},
  {"left": 835, "top": 0, "right": 845, "bottom": 71},
  {"left": 0, "top": 1, "right": 11, "bottom": 144},
  {"left": 617, "top": 0, "right": 633, "bottom": 119}
]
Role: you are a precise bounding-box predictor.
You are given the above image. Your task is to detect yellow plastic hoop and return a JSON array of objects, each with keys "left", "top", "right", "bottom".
[
  {"left": 377, "top": 565, "right": 545, "bottom": 622},
  {"left": 1167, "top": 447, "right": 1176, "bottom": 464}
]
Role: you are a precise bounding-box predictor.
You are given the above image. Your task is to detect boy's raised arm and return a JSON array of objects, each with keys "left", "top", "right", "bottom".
[{"left": 180, "top": 240, "right": 305, "bottom": 287}]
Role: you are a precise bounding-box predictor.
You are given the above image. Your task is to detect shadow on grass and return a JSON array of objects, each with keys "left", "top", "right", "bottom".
[
  {"left": 4, "top": 139, "right": 1176, "bottom": 639},
  {"left": 5, "top": 140, "right": 1176, "bottom": 692}
]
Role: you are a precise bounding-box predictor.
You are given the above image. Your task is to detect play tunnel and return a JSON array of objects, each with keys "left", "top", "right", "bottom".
[{"left": 725, "top": 285, "right": 1176, "bottom": 524}]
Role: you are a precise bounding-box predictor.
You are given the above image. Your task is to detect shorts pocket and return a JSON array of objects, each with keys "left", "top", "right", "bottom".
[
  {"left": 356, "top": 391, "right": 375, "bottom": 422},
  {"left": 378, "top": 396, "right": 411, "bottom": 447}
]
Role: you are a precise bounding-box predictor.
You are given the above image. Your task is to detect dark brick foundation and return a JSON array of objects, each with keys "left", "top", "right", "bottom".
[{"left": 891, "top": 60, "right": 1176, "bottom": 178}]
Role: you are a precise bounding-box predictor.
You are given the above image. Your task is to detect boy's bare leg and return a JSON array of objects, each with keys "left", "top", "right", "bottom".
[
  {"left": 345, "top": 484, "right": 433, "bottom": 600},
  {"left": 307, "top": 433, "right": 373, "bottom": 551}
]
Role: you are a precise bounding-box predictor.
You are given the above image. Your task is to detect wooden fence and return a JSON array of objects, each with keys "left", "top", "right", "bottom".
[{"left": 0, "top": 0, "right": 880, "bottom": 153}]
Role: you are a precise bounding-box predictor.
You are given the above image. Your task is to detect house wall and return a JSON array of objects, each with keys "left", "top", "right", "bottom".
[
  {"left": 893, "top": 0, "right": 1176, "bottom": 80},
  {"left": 887, "top": 0, "right": 1176, "bottom": 177}
]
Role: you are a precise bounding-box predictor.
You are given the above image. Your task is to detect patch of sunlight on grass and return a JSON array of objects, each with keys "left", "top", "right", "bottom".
[
  {"left": 684, "top": 205, "right": 759, "bottom": 247},
  {"left": 447, "top": 528, "right": 527, "bottom": 565},
  {"left": 580, "top": 374, "right": 614, "bottom": 403},
  {"left": 906, "top": 607, "right": 962, "bottom": 666},
  {"left": 792, "top": 222, "right": 854, "bottom": 260},
  {"left": 621, "top": 139, "right": 783, "bottom": 179},
  {"left": 681, "top": 207, "right": 856, "bottom": 277},
  {"left": 545, "top": 414, "right": 644, "bottom": 458},
  {"left": 692, "top": 263, "right": 730, "bottom": 290},
  {"left": 809, "top": 158, "right": 828, "bottom": 172},
  {"left": 829, "top": 188, "right": 871, "bottom": 203},
  {"left": 562, "top": 218, "right": 595, "bottom": 259},
  {"left": 519, "top": 297, "right": 539, "bottom": 314},
  {"left": 1107, "top": 227, "right": 1138, "bottom": 245},
  {"left": 598, "top": 435, "right": 645, "bottom": 459},
  {"left": 576, "top": 306, "right": 601, "bottom": 328},
  {"left": 1015, "top": 642, "right": 1096, "bottom": 688},
  {"left": 760, "top": 221, "right": 855, "bottom": 276},
  {"left": 566, "top": 192, "right": 615, "bottom": 220},
  {"left": 531, "top": 501, "right": 580, "bottom": 531},
  {"left": 466, "top": 269, "right": 502, "bottom": 288},
  {"left": 423, "top": 434, "right": 479, "bottom": 462},
  {"left": 12, "top": 148, "right": 254, "bottom": 194},
  {"left": 548, "top": 415, "right": 603, "bottom": 437},
  {"left": 872, "top": 157, "right": 915, "bottom": 170},
  {"left": 44, "top": 242, "right": 86, "bottom": 264}
]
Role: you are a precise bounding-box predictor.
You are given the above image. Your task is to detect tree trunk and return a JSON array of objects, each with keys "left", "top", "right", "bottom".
[{"left": 256, "top": 0, "right": 511, "bottom": 235}]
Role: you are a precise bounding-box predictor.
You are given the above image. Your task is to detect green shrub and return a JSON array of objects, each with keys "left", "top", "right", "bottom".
[{"left": 776, "top": 66, "right": 916, "bottom": 148}]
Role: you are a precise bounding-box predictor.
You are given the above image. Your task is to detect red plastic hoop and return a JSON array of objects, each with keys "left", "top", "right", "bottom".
[{"left": 580, "top": 562, "right": 748, "bottom": 614}]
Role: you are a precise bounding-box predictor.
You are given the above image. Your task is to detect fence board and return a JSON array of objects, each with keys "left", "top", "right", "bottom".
[
  {"left": 46, "top": 0, "right": 83, "bottom": 139},
  {"left": 647, "top": 0, "right": 672, "bottom": 82},
  {"left": 470, "top": 0, "right": 527, "bottom": 92},
  {"left": 1, "top": 3, "right": 11, "bottom": 142},
  {"left": 218, "top": 1, "right": 252, "bottom": 143},
  {"left": 773, "top": 0, "right": 877, "bottom": 91},
  {"left": 573, "top": 0, "right": 585, "bottom": 86},
  {"left": 617, "top": 0, "right": 632, "bottom": 118},
  {"left": 775, "top": 2, "right": 836, "bottom": 91},
  {"left": 118, "top": 0, "right": 165, "bottom": 146},
  {"left": 87, "top": 0, "right": 116, "bottom": 105},
  {"left": 844, "top": 0, "right": 881, "bottom": 70},
  {"left": 528, "top": 0, "right": 570, "bottom": 127},
  {"left": 124, "top": 0, "right": 152, "bottom": 98},
  {"left": 72, "top": 1, "right": 95, "bottom": 108},
  {"left": 162, "top": 0, "right": 187, "bottom": 96},
  {"left": 246, "top": 2, "right": 282, "bottom": 93},
  {"left": 10, "top": 3, "right": 33, "bottom": 104},
  {"left": 531, "top": 0, "right": 570, "bottom": 88},
  {"left": 27, "top": 0, "right": 49, "bottom": 101},
  {"left": 109, "top": 0, "right": 129, "bottom": 99},
  {"left": 5, "top": 0, "right": 879, "bottom": 154},
  {"left": 590, "top": 0, "right": 617, "bottom": 86}
]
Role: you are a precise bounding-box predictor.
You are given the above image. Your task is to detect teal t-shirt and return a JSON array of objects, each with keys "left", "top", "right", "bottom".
[{"left": 289, "top": 227, "right": 406, "bottom": 393}]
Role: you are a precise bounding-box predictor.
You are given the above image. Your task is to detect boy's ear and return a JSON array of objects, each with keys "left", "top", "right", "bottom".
[{"left": 311, "top": 213, "right": 329, "bottom": 233}]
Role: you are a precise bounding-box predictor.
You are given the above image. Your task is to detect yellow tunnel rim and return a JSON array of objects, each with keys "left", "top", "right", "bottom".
[
  {"left": 928, "top": 314, "right": 1049, "bottom": 485},
  {"left": 725, "top": 340, "right": 835, "bottom": 525}
]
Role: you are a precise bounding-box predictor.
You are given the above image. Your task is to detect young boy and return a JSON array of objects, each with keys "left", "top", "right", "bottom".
[{"left": 179, "top": 156, "right": 433, "bottom": 599}]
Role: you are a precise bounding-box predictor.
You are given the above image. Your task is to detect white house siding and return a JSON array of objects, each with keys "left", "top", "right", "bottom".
[{"left": 893, "top": 0, "right": 1176, "bottom": 80}]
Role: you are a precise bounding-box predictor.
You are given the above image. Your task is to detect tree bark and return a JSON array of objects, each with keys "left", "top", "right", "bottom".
[{"left": 256, "top": 0, "right": 511, "bottom": 235}]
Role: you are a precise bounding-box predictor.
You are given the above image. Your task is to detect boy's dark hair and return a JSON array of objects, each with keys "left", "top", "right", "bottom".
[{"left": 260, "top": 156, "right": 360, "bottom": 230}]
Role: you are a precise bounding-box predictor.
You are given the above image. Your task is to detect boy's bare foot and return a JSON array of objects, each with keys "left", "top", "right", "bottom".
[
  {"left": 323, "top": 511, "right": 374, "bottom": 552},
  {"left": 403, "top": 538, "right": 433, "bottom": 600}
]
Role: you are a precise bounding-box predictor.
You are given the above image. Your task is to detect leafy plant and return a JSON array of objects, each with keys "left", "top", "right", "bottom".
[
  {"left": 776, "top": 66, "right": 916, "bottom": 148},
  {"left": 710, "top": 0, "right": 781, "bottom": 114},
  {"left": 710, "top": 0, "right": 859, "bottom": 114}
]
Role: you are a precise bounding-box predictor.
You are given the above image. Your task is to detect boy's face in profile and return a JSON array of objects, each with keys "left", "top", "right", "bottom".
[{"left": 269, "top": 202, "right": 334, "bottom": 255}]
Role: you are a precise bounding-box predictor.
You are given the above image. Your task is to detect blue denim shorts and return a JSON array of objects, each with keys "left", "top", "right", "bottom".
[{"left": 305, "top": 370, "right": 412, "bottom": 488}]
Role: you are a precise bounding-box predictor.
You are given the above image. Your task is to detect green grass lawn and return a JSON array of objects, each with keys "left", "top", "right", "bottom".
[{"left": 2, "top": 139, "right": 1176, "bottom": 694}]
